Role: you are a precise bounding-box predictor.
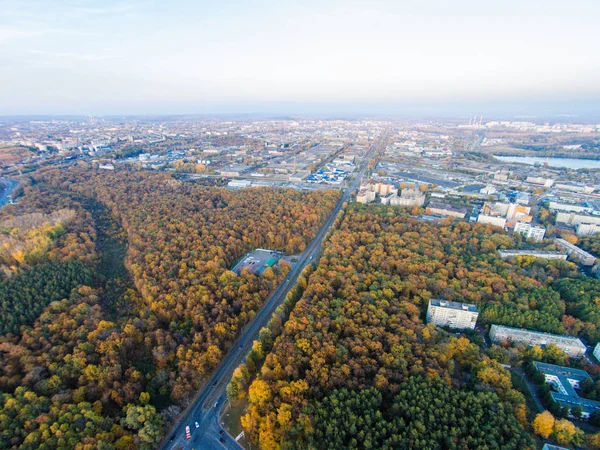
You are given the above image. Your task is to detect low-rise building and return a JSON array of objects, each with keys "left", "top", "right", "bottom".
[
  {"left": 542, "top": 444, "right": 569, "bottom": 450},
  {"left": 549, "top": 202, "right": 593, "bottom": 214},
  {"left": 498, "top": 250, "right": 567, "bottom": 260},
  {"left": 555, "top": 238, "right": 597, "bottom": 266},
  {"left": 426, "top": 299, "right": 478, "bottom": 330},
  {"left": 425, "top": 202, "right": 468, "bottom": 219},
  {"left": 490, "top": 324, "right": 586, "bottom": 357},
  {"left": 227, "top": 180, "right": 252, "bottom": 189},
  {"left": 526, "top": 176, "right": 554, "bottom": 187},
  {"left": 534, "top": 361, "right": 600, "bottom": 420},
  {"left": 477, "top": 214, "right": 506, "bottom": 228},
  {"left": 556, "top": 212, "right": 600, "bottom": 227}
]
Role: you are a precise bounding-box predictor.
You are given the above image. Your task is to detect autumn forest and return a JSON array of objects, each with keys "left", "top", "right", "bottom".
[{"left": 3, "top": 167, "right": 600, "bottom": 449}]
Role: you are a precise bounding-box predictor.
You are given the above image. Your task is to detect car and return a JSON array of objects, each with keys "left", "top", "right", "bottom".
[
  {"left": 214, "top": 401, "right": 219, "bottom": 408},
  {"left": 185, "top": 426, "right": 191, "bottom": 440},
  {"left": 220, "top": 437, "right": 226, "bottom": 444},
  {"left": 195, "top": 421, "right": 199, "bottom": 428},
  {"left": 169, "top": 435, "right": 175, "bottom": 442},
  {"left": 219, "top": 430, "right": 225, "bottom": 436}
]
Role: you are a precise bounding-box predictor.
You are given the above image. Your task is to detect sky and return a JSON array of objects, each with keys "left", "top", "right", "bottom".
[{"left": 0, "top": 0, "right": 599, "bottom": 116}]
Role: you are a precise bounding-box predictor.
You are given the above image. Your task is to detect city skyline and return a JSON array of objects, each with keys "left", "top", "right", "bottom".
[{"left": 1, "top": 0, "right": 599, "bottom": 116}]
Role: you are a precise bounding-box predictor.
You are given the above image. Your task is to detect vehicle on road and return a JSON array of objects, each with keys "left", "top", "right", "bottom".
[
  {"left": 195, "top": 421, "right": 199, "bottom": 428},
  {"left": 214, "top": 401, "right": 219, "bottom": 408},
  {"left": 219, "top": 430, "right": 225, "bottom": 436},
  {"left": 220, "top": 437, "right": 226, "bottom": 444},
  {"left": 185, "top": 426, "right": 191, "bottom": 440}
]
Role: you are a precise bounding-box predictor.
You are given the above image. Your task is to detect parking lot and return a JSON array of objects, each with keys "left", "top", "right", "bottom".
[{"left": 232, "top": 249, "right": 281, "bottom": 275}]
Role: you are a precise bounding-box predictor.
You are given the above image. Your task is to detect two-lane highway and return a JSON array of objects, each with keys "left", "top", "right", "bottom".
[{"left": 161, "top": 133, "right": 384, "bottom": 450}]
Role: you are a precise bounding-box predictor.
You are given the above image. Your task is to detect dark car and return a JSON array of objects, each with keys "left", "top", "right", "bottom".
[
  {"left": 219, "top": 430, "right": 225, "bottom": 436},
  {"left": 220, "top": 437, "right": 225, "bottom": 444}
]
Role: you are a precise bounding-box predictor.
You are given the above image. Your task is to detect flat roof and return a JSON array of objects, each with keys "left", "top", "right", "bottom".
[
  {"left": 430, "top": 298, "right": 478, "bottom": 313},
  {"left": 534, "top": 361, "right": 600, "bottom": 415},
  {"left": 498, "top": 250, "right": 567, "bottom": 256},
  {"left": 491, "top": 324, "right": 586, "bottom": 349},
  {"left": 426, "top": 202, "right": 468, "bottom": 213}
]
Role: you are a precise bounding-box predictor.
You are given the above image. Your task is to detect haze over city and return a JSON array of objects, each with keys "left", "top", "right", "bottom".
[{"left": 1, "top": 0, "right": 599, "bottom": 116}]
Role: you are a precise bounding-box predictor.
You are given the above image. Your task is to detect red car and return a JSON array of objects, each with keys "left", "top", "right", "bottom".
[{"left": 185, "top": 425, "right": 191, "bottom": 440}]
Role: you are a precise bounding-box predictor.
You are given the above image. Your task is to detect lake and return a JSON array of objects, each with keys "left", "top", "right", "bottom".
[{"left": 493, "top": 155, "right": 600, "bottom": 170}]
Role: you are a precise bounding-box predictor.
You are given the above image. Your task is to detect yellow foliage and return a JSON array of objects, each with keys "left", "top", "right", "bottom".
[{"left": 532, "top": 411, "right": 555, "bottom": 439}]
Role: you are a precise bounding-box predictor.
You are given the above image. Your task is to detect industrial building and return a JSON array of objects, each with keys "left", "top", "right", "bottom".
[
  {"left": 426, "top": 299, "right": 478, "bottom": 330},
  {"left": 489, "top": 324, "right": 586, "bottom": 357},
  {"left": 534, "top": 361, "right": 600, "bottom": 420}
]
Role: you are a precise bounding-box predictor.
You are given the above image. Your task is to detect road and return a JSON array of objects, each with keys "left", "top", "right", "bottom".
[{"left": 160, "top": 133, "right": 384, "bottom": 450}]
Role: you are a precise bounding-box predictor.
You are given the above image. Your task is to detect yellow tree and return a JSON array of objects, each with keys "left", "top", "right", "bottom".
[{"left": 532, "top": 411, "right": 555, "bottom": 439}]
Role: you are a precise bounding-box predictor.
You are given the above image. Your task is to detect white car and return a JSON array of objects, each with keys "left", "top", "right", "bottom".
[{"left": 195, "top": 421, "right": 200, "bottom": 428}]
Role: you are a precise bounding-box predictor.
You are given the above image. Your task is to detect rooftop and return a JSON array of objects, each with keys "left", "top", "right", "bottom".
[
  {"left": 430, "top": 298, "right": 478, "bottom": 313},
  {"left": 491, "top": 324, "right": 586, "bottom": 350}
]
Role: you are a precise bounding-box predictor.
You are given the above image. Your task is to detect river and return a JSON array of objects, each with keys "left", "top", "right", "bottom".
[
  {"left": 493, "top": 155, "right": 600, "bottom": 170},
  {"left": 0, "top": 178, "right": 19, "bottom": 209}
]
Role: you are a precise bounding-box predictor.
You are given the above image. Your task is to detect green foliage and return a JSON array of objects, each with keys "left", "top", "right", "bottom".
[
  {"left": 307, "top": 379, "right": 535, "bottom": 450},
  {"left": 0, "top": 260, "right": 92, "bottom": 335}
]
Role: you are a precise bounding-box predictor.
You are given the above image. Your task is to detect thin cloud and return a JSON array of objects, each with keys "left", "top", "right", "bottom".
[
  {"left": 29, "top": 50, "right": 122, "bottom": 61},
  {"left": 0, "top": 28, "right": 41, "bottom": 43}
]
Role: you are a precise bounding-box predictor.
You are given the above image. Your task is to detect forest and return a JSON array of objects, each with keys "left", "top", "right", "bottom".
[
  {"left": 235, "top": 203, "right": 600, "bottom": 449},
  {"left": 0, "top": 167, "right": 339, "bottom": 448}
]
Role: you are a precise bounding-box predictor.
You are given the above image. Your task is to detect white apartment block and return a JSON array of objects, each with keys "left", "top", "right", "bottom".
[
  {"left": 555, "top": 238, "right": 597, "bottom": 266},
  {"left": 594, "top": 343, "right": 600, "bottom": 362},
  {"left": 576, "top": 223, "right": 600, "bottom": 237},
  {"left": 514, "top": 222, "right": 546, "bottom": 241},
  {"left": 498, "top": 250, "right": 567, "bottom": 260},
  {"left": 426, "top": 299, "right": 478, "bottom": 330},
  {"left": 490, "top": 324, "right": 586, "bottom": 357}
]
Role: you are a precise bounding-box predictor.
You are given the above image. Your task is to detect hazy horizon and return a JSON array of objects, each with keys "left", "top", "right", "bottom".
[{"left": 1, "top": 0, "right": 599, "bottom": 116}]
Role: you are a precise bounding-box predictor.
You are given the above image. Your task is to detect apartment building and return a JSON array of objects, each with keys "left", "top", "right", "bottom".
[
  {"left": 490, "top": 324, "right": 586, "bottom": 357},
  {"left": 514, "top": 222, "right": 546, "bottom": 241},
  {"left": 534, "top": 362, "right": 600, "bottom": 420},
  {"left": 426, "top": 299, "right": 478, "bottom": 330},
  {"left": 555, "top": 238, "right": 597, "bottom": 266},
  {"left": 498, "top": 250, "right": 567, "bottom": 260}
]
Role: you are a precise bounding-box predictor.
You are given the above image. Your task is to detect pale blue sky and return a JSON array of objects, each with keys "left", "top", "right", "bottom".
[{"left": 1, "top": 0, "right": 599, "bottom": 116}]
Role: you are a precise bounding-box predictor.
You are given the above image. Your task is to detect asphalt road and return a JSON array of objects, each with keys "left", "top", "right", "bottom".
[{"left": 160, "top": 135, "right": 383, "bottom": 450}]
